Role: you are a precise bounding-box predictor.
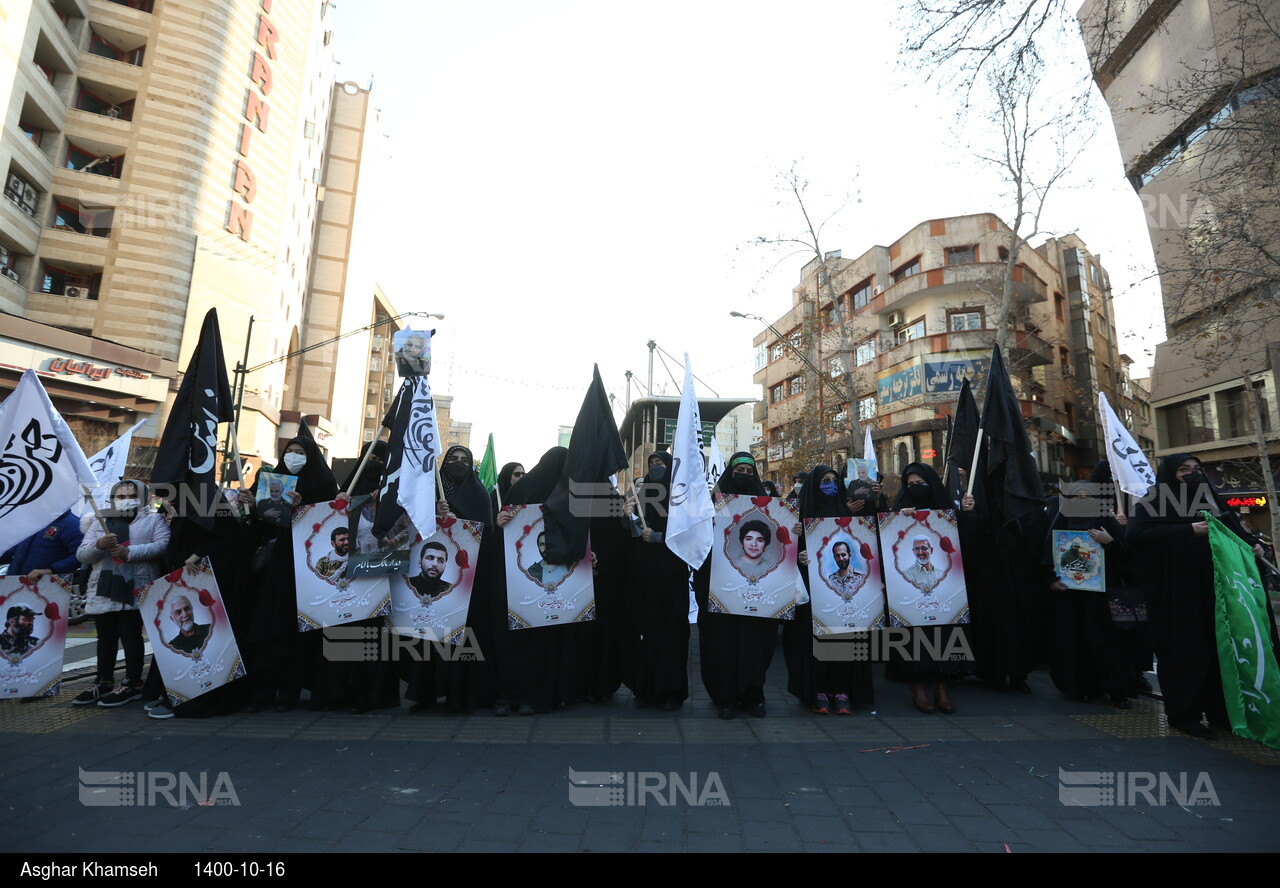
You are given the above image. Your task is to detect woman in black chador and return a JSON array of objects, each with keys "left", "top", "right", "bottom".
[
  {"left": 490, "top": 461, "right": 525, "bottom": 515},
  {"left": 786, "top": 464, "right": 875, "bottom": 714},
  {"left": 405, "top": 444, "right": 498, "bottom": 712},
  {"left": 885, "top": 462, "right": 976, "bottom": 713},
  {"left": 246, "top": 434, "right": 338, "bottom": 711},
  {"left": 1044, "top": 461, "right": 1149, "bottom": 710},
  {"left": 1128, "top": 453, "right": 1268, "bottom": 738},
  {"left": 696, "top": 452, "right": 779, "bottom": 719},
  {"left": 622, "top": 451, "right": 690, "bottom": 710}
]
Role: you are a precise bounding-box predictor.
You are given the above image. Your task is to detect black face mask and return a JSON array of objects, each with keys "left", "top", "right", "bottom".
[
  {"left": 905, "top": 485, "right": 933, "bottom": 507},
  {"left": 648, "top": 465, "right": 667, "bottom": 481},
  {"left": 1180, "top": 472, "right": 1207, "bottom": 488},
  {"left": 442, "top": 462, "right": 470, "bottom": 480},
  {"left": 729, "top": 473, "right": 753, "bottom": 492}
]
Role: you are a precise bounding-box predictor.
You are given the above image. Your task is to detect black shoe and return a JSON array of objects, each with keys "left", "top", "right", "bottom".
[
  {"left": 517, "top": 704, "right": 534, "bottom": 716},
  {"left": 1170, "top": 719, "right": 1215, "bottom": 740},
  {"left": 746, "top": 702, "right": 766, "bottom": 718},
  {"left": 493, "top": 702, "right": 511, "bottom": 717},
  {"left": 718, "top": 704, "right": 735, "bottom": 720}
]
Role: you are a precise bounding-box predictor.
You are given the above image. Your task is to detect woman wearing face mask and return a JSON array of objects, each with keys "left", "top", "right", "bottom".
[
  {"left": 621, "top": 452, "right": 691, "bottom": 710},
  {"left": 491, "top": 462, "right": 525, "bottom": 515},
  {"left": 788, "top": 466, "right": 875, "bottom": 714},
  {"left": 73, "top": 480, "right": 171, "bottom": 708},
  {"left": 697, "top": 453, "right": 780, "bottom": 719},
  {"left": 1128, "top": 454, "right": 1270, "bottom": 738},
  {"left": 886, "top": 463, "right": 975, "bottom": 714},
  {"left": 247, "top": 435, "right": 337, "bottom": 712}
]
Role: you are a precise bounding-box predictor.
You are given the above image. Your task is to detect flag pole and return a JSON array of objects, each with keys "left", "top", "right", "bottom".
[
  {"left": 80, "top": 484, "right": 109, "bottom": 534},
  {"left": 343, "top": 432, "right": 384, "bottom": 496},
  {"left": 965, "top": 428, "right": 984, "bottom": 497}
]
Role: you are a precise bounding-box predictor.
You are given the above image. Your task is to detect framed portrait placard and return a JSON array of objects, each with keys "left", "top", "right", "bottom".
[
  {"left": 344, "top": 492, "right": 414, "bottom": 578},
  {"left": 0, "top": 575, "right": 71, "bottom": 699},
  {"left": 877, "top": 509, "right": 969, "bottom": 627},
  {"left": 1052, "top": 529, "right": 1105, "bottom": 592},
  {"left": 137, "top": 560, "right": 246, "bottom": 706},
  {"left": 707, "top": 495, "right": 799, "bottom": 620},
  {"left": 392, "top": 328, "right": 432, "bottom": 378},
  {"left": 292, "top": 501, "right": 392, "bottom": 631},
  {"left": 389, "top": 517, "right": 483, "bottom": 643},
  {"left": 803, "top": 516, "right": 886, "bottom": 634},
  {"left": 254, "top": 472, "right": 298, "bottom": 528},
  {"left": 503, "top": 504, "right": 595, "bottom": 630}
]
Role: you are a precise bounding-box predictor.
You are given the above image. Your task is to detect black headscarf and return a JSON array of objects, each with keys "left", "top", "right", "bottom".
[
  {"left": 762, "top": 480, "right": 781, "bottom": 498},
  {"left": 890, "top": 462, "right": 951, "bottom": 511},
  {"left": 796, "top": 464, "right": 851, "bottom": 519},
  {"left": 638, "top": 451, "right": 673, "bottom": 531},
  {"left": 345, "top": 440, "right": 387, "bottom": 498},
  {"left": 1136, "top": 452, "right": 1232, "bottom": 523},
  {"left": 496, "top": 462, "right": 524, "bottom": 503},
  {"left": 440, "top": 445, "right": 494, "bottom": 525},
  {"left": 276, "top": 435, "right": 337, "bottom": 504},
  {"left": 507, "top": 447, "right": 568, "bottom": 506},
  {"left": 718, "top": 452, "right": 765, "bottom": 497}
]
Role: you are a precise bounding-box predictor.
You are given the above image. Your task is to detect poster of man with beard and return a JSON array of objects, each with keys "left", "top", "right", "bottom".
[
  {"left": 877, "top": 509, "right": 970, "bottom": 627},
  {"left": 389, "top": 518, "right": 482, "bottom": 643},
  {"left": 0, "top": 575, "right": 70, "bottom": 698},
  {"left": 137, "top": 559, "right": 246, "bottom": 706},
  {"left": 293, "top": 501, "right": 391, "bottom": 630}
]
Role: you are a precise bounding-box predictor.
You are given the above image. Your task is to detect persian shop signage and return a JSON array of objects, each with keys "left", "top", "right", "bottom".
[
  {"left": 1227, "top": 496, "right": 1267, "bottom": 508},
  {"left": 226, "top": 0, "right": 281, "bottom": 244},
  {"left": 0, "top": 338, "right": 165, "bottom": 401},
  {"left": 46, "top": 357, "right": 150, "bottom": 383}
]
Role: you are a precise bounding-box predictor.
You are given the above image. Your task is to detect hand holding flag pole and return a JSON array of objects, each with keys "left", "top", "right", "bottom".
[{"left": 80, "top": 484, "right": 109, "bottom": 534}]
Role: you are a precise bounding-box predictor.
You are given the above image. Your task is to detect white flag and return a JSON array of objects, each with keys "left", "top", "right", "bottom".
[
  {"left": 396, "top": 376, "right": 438, "bottom": 536},
  {"left": 665, "top": 355, "right": 715, "bottom": 572},
  {"left": 0, "top": 370, "right": 97, "bottom": 554},
  {"left": 1098, "top": 392, "right": 1155, "bottom": 497},
  {"left": 863, "top": 425, "right": 878, "bottom": 479},
  {"left": 705, "top": 434, "right": 725, "bottom": 491},
  {"left": 74, "top": 419, "right": 148, "bottom": 517}
]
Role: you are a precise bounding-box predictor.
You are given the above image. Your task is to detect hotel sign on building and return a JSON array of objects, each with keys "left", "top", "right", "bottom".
[{"left": 227, "top": 0, "right": 282, "bottom": 243}]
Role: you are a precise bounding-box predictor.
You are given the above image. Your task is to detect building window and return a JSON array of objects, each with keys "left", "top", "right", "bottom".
[
  {"left": 944, "top": 245, "right": 976, "bottom": 265},
  {"left": 1220, "top": 384, "right": 1270, "bottom": 438},
  {"left": 855, "top": 339, "right": 876, "bottom": 367},
  {"left": 828, "top": 355, "right": 845, "bottom": 377},
  {"left": 858, "top": 397, "right": 876, "bottom": 421},
  {"left": 770, "top": 382, "right": 785, "bottom": 403},
  {"left": 40, "top": 264, "right": 101, "bottom": 299},
  {"left": 1054, "top": 293, "right": 1065, "bottom": 321},
  {"left": 770, "top": 341, "right": 784, "bottom": 362},
  {"left": 788, "top": 330, "right": 802, "bottom": 352},
  {"left": 54, "top": 203, "right": 112, "bottom": 237},
  {"left": 65, "top": 145, "right": 121, "bottom": 177},
  {"left": 754, "top": 343, "right": 766, "bottom": 372},
  {"left": 1064, "top": 402, "right": 1075, "bottom": 431},
  {"left": 891, "top": 257, "right": 921, "bottom": 283},
  {"left": 789, "top": 375, "right": 804, "bottom": 397},
  {"left": 1164, "top": 397, "right": 1214, "bottom": 447},
  {"left": 895, "top": 318, "right": 925, "bottom": 346},
  {"left": 998, "top": 246, "right": 1010, "bottom": 262},
  {"left": 19, "top": 121, "right": 42, "bottom": 145},
  {"left": 849, "top": 278, "right": 873, "bottom": 310},
  {"left": 948, "top": 310, "right": 983, "bottom": 331}
]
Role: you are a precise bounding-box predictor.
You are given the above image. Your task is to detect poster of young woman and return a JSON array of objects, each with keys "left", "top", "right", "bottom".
[
  {"left": 707, "top": 495, "right": 799, "bottom": 620},
  {"left": 503, "top": 504, "right": 595, "bottom": 630},
  {"left": 877, "top": 509, "right": 969, "bottom": 626},
  {"left": 388, "top": 516, "right": 483, "bottom": 643},
  {"left": 0, "top": 574, "right": 71, "bottom": 699},
  {"left": 136, "top": 559, "right": 246, "bottom": 706},
  {"left": 292, "top": 501, "right": 391, "bottom": 630},
  {"left": 803, "top": 516, "right": 886, "bottom": 633}
]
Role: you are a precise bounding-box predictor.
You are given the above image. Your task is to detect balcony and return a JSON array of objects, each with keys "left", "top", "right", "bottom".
[
  {"left": 872, "top": 262, "right": 1049, "bottom": 318},
  {"left": 85, "top": 21, "right": 147, "bottom": 68},
  {"left": 39, "top": 224, "right": 111, "bottom": 267},
  {"left": 77, "top": 49, "right": 144, "bottom": 92},
  {"left": 37, "top": 3, "right": 82, "bottom": 65}
]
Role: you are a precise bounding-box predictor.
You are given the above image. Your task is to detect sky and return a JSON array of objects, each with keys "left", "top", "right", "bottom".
[{"left": 327, "top": 0, "right": 1165, "bottom": 467}]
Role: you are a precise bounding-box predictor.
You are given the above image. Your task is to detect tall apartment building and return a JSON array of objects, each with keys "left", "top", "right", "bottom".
[
  {"left": 1077, "top": 0, "right": 1280, "bottom": 524},
  {"left": 0, "top": 0, "right": 411, "bottom": 474},
  {"left": 751, "top": 213, "right": 1149, "bottom": 488}
]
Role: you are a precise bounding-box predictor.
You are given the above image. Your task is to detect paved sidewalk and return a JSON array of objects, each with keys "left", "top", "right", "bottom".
[{"left": 4, "top": 653, "right": 1278, "bottom": 853}]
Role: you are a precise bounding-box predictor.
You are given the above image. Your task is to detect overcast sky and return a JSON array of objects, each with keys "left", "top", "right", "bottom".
[{"left": 328, "top": 1, "right": 1163, "bottom": 467}]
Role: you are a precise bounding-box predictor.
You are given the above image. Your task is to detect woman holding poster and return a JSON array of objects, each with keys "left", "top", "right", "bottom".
[
  {"left": 787, "top": 465, "right": 875, "bottom": 715},
  {"left": 886, "top": 463, "right": 975, "bottom": 714}
]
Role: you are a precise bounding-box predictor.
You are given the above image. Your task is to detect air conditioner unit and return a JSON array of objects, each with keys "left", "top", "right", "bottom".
[
  {"left": 1062, "top": 365, "right": 1075, "bottom": 376},
  {"left": 873, "top": 285, "right": 885, "bottom": 296},
  {"left": 63, "top": 285, "right": 90, "bottom": 299},
  {"left": 106, "top": 106, "right": 121, "bottom": 119},
  {"left": 888, "top": 311, "right": 904, "bottom": 327},
  {"left": 21, "top": 185, "right": 37, "bottom": 212},
  {"left": 6, "top": 174, "right": 23, "bottom": 196},
  {"left": 2, "top": 268, "right": 19, "bottom": 283}
]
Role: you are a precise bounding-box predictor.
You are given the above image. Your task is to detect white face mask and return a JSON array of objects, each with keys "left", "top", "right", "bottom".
[
  {"left": 283, "top": 452, "right": 307, "bottom": 472},
  {"left": 793, "top": 483, "right": 803, "bottom": 494},
  {"left": 114, "top": 499, "right": 140, "bottom": 511}
]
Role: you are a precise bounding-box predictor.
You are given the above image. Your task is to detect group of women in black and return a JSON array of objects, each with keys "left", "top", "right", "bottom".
[{"left": 118, "top": 435, "right": 1274, "bottom": 740}]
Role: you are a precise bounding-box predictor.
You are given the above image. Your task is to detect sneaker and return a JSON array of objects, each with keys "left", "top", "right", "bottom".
[
  {"left": 98, "top": 683, "right": 144, "bottom": 708},
  {"left": 72, "top": 683, "right": 111, "bottom": 706},
  {"left": 811, "top": 693, "right": 830, "bottom": 715},
  {"left": 834, "top": 693, "right": 852, "bottom": 715},
  {"left": 143, "top": 698, "right": 165, "bottom": 712},
  {"left": 148, "top": 703, "right": 175, "bottom": 720}
]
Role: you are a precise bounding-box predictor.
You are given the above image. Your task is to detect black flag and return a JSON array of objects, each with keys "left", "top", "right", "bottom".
[
  {"left": 372, "top": 379, "right": 412, "bottom": 537},
  {"left": 541, "top": 365, "right": 628, "bottom": 564},
  {"left": 980, "top": 344, "right": 1043, "bottom": 526},
  {"left": 151, "top": 309, "right": 234, "bottom": 528},
  {"left": 945, "top": 378, "right": 981, "bottom": 504}
]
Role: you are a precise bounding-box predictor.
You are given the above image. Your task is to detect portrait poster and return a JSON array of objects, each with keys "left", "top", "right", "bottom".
[
  {"left": 803, "top": 517, "right": 886, "bottom": 634},
  {"left": 707, "top": 495, "right": 799, "bottom": 620},
  {"left": 1052, "top": 529, "right": 1106, "bottom": 592},
  {"left": 136, "top": 560, "right": 245, "bottom": 706},
  {"left": 877, "top": 509, "right": 969, "bottom": 626},
  {"left": 503, "top": 504, "right": 595, "bottom": 630},
  {"left": 344, "top": 492, "right": 414, "bottom": 578},
  {"left": 254, "top": 472, "right": 297, "bottom": 528},
  {"left": 392, "top": 328, "right": 432, "bottom": 378},
  {"left": 292, "top": 501, "right": 392, "bottom": 631},
  {"left": 0, "top": 574, "right": 71, "bottom": 699},
  {"left": 846, "top": 458, "right": 878, "bottom": 489},
  {"left": 389, "top": 517, "right": 483, "bottom": 643}
]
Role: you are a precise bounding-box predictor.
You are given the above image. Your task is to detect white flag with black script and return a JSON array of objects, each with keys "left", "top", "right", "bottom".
[
  {"left": 665, "top": 355, "right": 715, "bottom": 571},
  {"left": 1098, "top": 392, "right": 1155, "bottom": 497},
  {"left": 393, "top": 376, "right": 439, "bottom": 537},
  {"left": 75, "top": 419, "right": 148, "bottom": 518}
]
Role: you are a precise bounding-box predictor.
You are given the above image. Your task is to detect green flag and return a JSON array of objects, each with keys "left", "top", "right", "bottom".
[
  {"left": 1208, "top": 514, "right": 1280, "bottom": 749},
  {"left": 478, "top": 433, "right": 497, "bottom": 492}
]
